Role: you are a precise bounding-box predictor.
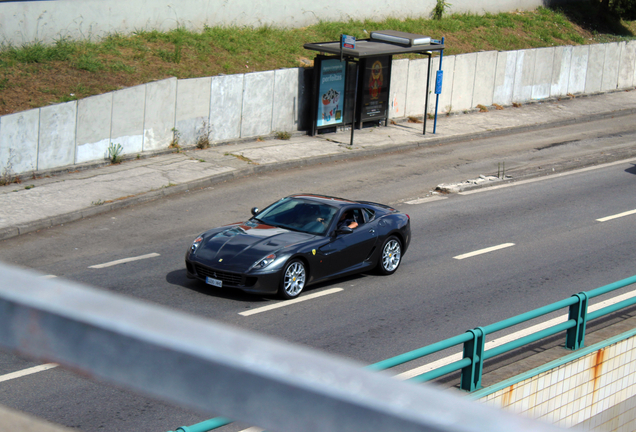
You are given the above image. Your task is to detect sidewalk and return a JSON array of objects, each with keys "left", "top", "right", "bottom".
[{"left": 1, "top": 90, "right": 636, "bottom": 241}]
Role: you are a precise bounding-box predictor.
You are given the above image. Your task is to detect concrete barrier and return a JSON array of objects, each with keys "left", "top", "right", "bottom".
[
  {"left": 388, "top": 59, "right": 409, "bottom": 119},
  {"left": 143, "top": 78, "right": 178, "bottom": 151},
  {"left": 532, "top": 47, "right": 554, "bottom": 100},
  {"left": 618, "top": 40, "right": 636, "bottom": 89},
  {"left": 209, "top": 74, "right": 244, "bottom": 142},
  {"left": 404, "top": 58, "right": 430, "bottom": 117},
  {"left": 272, "top": 68, "right": 301, "bottom": 133},
  {"left": 601, "top": 42, "right": 621, "bottom": 92},
  {"left": 550, "top": 46, "right": 572, "bottom": 98},
  {"left": 493, "top": 50, "right": 517, "bottom": 107},
  {"left": 37, "top": 102, "right": 77, "bottom": 171},
  {"left": 472, "top": 51, "right": 498, "bottom": 108},
  {"left": 110, "top": 86, "right": 146, "bottom": 156},
  {"left": 76, "top": 93, "right": 113, "bottom": 164},
  {"left": 585, "top": 44, "right": 606, "bottom": 94},
  {"left": 176, "top": 77, "right": 212, "bottom": 147},
  {"left": 436, "top": 55, "right": 455, "bottom": 114},
  {"left": 0, "top": 109, "right": 39, "bottom": 175},
  {"left": 512, "top": 49, "right": 536, "bottom": 103},
  {"left": 568, "top": 45, "right": 589, "bottom": 95},
  {"left": 241, "top": 71, "right": 275, "bottom": 138},
  {"left": 451, "top": 53, "right": 478, "bottom": 112}
]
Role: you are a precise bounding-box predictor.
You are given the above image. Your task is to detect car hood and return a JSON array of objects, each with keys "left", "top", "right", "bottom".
[{"left": 195, "top": 221, "right": 315, "bottom": 271}]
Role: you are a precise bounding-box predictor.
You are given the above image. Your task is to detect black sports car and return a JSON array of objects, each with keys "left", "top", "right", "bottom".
[{"left": 185, "top": 194, "right": 410, "bottom": 299}]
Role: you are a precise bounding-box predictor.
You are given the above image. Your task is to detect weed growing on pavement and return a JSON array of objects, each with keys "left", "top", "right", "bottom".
[
  {"left": 1, "top": 149, "right": 17, "bottom": 186},
  {"left": 170, "top": 128, "right": 182, "bottom": 151},
  {"left": 107, "top": 142, "right": 124, "bottom": 164},
  {"left": 195, "top": 121, "right": 211, "bottom": 149},
  {"left": 276, "top": 131, "right": 291, "bottom": 140}
]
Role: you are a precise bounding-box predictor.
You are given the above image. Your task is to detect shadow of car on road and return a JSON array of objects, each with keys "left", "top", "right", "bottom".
[{"left": 626, "top": 164, "right": 636, "bottom": 175}]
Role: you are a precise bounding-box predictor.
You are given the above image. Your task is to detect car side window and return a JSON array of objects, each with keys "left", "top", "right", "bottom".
[
  {"left": 351, "top": 208, "right": 364, "bottom": 226},
  {"left": 362, "top": 208, "right": 375, "bottom": 223}
]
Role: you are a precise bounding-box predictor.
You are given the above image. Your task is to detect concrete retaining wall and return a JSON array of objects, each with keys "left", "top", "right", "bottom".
[
  {"left": 1, "top": 41, "right": 636, "bottom": 176},
  {"left": 1, "top": 0, "right": 584, "bottom": 46}
]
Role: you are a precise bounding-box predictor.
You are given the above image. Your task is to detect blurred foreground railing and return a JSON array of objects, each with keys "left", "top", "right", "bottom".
[{"left": 0, "top": 262, "right": 562, "bottom": 432}]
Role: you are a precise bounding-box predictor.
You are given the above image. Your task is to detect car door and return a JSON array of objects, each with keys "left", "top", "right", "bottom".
[{"left": 317, "top": 208, "right": 379, "bottom": 277}]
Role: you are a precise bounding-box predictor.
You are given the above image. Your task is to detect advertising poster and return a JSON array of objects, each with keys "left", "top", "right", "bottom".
[
  {"left": 317, "top": 59, "right": 346, "bottom": 127},
  {"left": 360, "top": 56, "right": 390, "bottom": 121}
]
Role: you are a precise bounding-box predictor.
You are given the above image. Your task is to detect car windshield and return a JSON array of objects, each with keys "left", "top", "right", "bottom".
[{"left": 253, "top": 197, "right": 338, "bottom": 235}]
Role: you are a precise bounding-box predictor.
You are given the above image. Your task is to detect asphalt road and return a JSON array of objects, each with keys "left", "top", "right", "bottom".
[{"left": 1, "top": 117, "right": 636, "bottom": 432}]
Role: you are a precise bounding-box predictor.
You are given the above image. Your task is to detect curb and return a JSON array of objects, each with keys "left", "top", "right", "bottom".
[{"left": 2, "top": 106, "right": 636, "bottom": 242}]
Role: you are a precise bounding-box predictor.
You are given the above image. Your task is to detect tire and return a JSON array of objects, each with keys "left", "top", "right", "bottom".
[
  {"left": 279, "top": 259, "right": 307, "bottom": 299},
  {"left": 377, "top": 236, "right": 402, "bottom": 275}
]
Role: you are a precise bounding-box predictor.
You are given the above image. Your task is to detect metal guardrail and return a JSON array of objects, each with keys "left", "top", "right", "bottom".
[
  {"left": 174, "top": 274, "right": 636, "bottom": 432},
  {"left": 368, "top": 274, "right": 636, "bottom": 391},
  {"left": 0, "top": 262, "right": 563, "bottom": 432}
]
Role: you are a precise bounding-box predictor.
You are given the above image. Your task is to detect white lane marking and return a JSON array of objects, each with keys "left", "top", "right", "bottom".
[
  {"left": 453, "top": 243, "right": 515, "bottom": 260},
  {"left": 597, "top": 209, "right": 636, "bottom": 222},
  {"left": 459, "top": 158, "right": 636, "bottom": 195},
  {"left": 89, "top": 253, "right": 160, "bottom": 269},
  {"left": 397, "top": 288, "right": 636, "bottom": 380},
  {"left": 41, "top": 275, "right": 57, "bottom": 279},
  {"left": 239, "top": 428, "right": 264, "bottom": 432},
  {"left": 405, "top": 196, "right": 448, "bottom": 205},
  {"left": 239, "top": 288, "right": 344, "bottom": 317},
  {"left": 0, "top": 363, "right": 58, "bottom": 383}
]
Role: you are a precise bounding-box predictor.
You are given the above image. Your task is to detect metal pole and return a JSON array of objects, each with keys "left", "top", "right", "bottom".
[
  {"left": 433, "top": 36, "right": 445, "bottom": 134},
  {"left": 423, "top": 52, "right": 432, "bottom": 135},
  {"left": 350, "top": 60, "right": 359, "bottom": 147}
]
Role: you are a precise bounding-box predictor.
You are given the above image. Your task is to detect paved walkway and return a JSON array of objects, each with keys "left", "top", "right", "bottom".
[{"left": 2, "top": 90, "right": 636, "bottom": 241}]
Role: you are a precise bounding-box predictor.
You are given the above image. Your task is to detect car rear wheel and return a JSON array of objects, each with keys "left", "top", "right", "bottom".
[
  {"left": 377, "top": 236, "right": 402, "bottom": 275},
  {"left": 279, "top": 259, "right": 306, "bottom": 299}
]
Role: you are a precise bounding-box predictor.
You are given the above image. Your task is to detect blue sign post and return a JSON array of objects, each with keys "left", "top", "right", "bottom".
[{"left": 433, "top": 36, "right": 445, "bottom": 134}]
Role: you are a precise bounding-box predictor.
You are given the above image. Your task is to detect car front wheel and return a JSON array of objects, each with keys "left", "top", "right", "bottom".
[
  {"left": 377, "top": 236, "right": 402, "bottom": 275},
  {"left": 279, "top": 259, "right": 306, "bottom": 299}
]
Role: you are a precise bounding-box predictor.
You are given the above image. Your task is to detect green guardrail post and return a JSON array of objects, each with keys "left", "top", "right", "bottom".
[
  {"left": 566, "top": 292, "right": 588, "bottom": 350},
  {"left": 460, "top": 327, "right": 485, "bottom": 391}
]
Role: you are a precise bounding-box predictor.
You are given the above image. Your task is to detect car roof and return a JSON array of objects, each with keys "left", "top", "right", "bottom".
[{"left": 288, "top": 194, "right": 359, "bottom": 208}]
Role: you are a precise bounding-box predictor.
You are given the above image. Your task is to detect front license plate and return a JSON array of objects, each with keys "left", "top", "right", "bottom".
[{"left": 206, "top": 277, "right": 222, "bottom": 287}]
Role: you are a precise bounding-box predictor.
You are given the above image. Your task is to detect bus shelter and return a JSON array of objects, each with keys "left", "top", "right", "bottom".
[{"left": 304, "top": 30, "right": 445, "bottom": 145}]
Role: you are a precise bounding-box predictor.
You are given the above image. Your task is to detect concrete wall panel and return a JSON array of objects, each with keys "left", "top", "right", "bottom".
[
  {"left": 472, "top": 51, "right": 497, "bottom": 108},
  {"left": 512, "top": 49, "right": 536, "bottom": 103},
  {"left": 601, "top": 42, "right": 621, "bottom": 92},
  {"left": 209, "top": 74, "right": 244, "bottom": 142},
  {"left": 550, "top": 46, "right": 572, "bottom": 98},
  {"left": 110, "top": 85, "right": 146, "bottom": 155},
  {"left": 37, "top": 102, "right": 77, "bottom": 171},
  {"left": 76, "top": 93, "right": 113, "bottom": 164},
  {"left": 584, "top": 44, "right": 606, "bottom": 94},
  {"left": 532, "top": 47, "right": 554, "bottom": 100},
  {"left": 493, "top": 50, "right": 517, "bottom": 106},
  {"left": 143, "top": 78, "right": 178, "bottom": 151},
  {"left": 404, "top": 58, "right": 430, "bottom": 117},
  {"left": 618, "top": 40, "right": 636, "bottom": 89},
  {"left": 431, "top": 56, "right": 455, "bottom": 114},
  {"left": 388, "top": 59, "right": 409, "bottom": 119},
  {"left": 175, "top": 77, "right": 212, "bottom": 147},
  {"left": 271, "top": 68, "right": 300, "bottom": 133},
  {"left": 451, "top": 53, "right": 477, "bottom": 111},
  {"left": 241, "top": 71, "right": 275, "bottom": 138},
  {"left": 0, "top": 109, "right": 40, "bottom": 175},
  {"left": 568, "top": 45, "right": 589, "bottom": 94}
]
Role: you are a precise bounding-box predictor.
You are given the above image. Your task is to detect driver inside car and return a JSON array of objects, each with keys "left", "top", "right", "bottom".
[{"left": 337, "top": 210, "right": 358, "bottom": 230}]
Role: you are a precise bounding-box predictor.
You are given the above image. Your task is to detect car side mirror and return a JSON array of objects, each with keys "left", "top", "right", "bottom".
[
  {"left": 251, "top": 207, "right": 259, "bottom": 216},
  {"left": 336, "top": 226, "right": 353, "bottom": 235}
]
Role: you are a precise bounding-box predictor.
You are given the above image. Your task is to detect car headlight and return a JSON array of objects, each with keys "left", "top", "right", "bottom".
[
  {"left": 190, "top": 236, "right": 203, "bottom": 253},
  {"left": 254, "top": 253, "right": 276, "bottom": 269}
]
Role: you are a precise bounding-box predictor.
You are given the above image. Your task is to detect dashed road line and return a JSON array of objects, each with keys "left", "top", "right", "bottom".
[
  {"left": 239, "top": 288, "right": 343, "bottom": 316},
  {"left": 41, "top": 275, "right": 57, "bottom": 279},
  {"left": 89, "top": 252, "right": 160, "bottom": 269},
  {"left": 597, "top": 209, "right": 636, "bottom": 222},
  {"left": 0, "top": 363, "right": 58, "bottom": 383},
  {"left": 453, "top": 243, "right": 515, "bottom": 260}
]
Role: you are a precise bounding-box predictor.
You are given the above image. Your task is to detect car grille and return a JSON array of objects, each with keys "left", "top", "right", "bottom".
[{"left": 194, "top": 263, "right": 243, "bottom": 285}]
